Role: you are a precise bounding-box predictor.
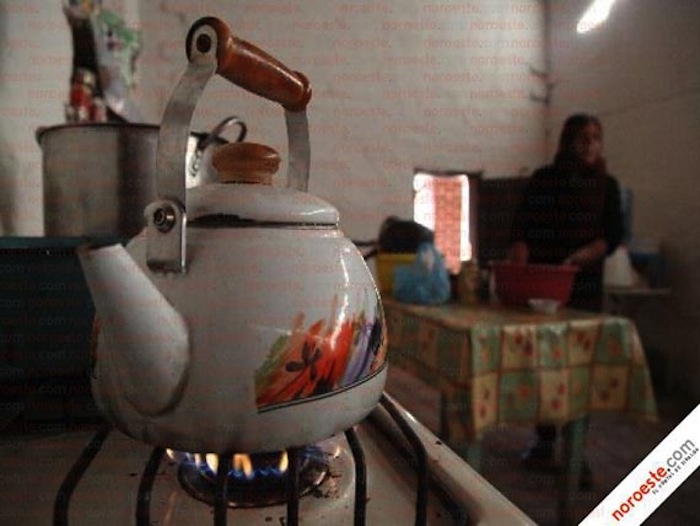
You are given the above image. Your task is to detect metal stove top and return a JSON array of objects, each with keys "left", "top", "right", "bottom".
[{"left": 0, "top": 395, "right": 534, "bottom": 525}]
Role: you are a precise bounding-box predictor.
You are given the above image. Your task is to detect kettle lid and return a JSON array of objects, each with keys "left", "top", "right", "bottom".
[
  {"left": 187, "top": 183, "right": 339, "bottom": 225},
  {"left": 187, "top": 142, "right": 338, "bottom": 225}
]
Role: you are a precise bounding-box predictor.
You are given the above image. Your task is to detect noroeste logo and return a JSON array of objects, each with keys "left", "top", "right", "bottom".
[{"left": 580, "top": 405, "right": 700, "bottom": 526}]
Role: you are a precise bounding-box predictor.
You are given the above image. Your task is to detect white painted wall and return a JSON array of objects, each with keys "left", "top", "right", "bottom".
[
  {"left": 133, "top": 0, "right": 547, "bottom": 240},
  {"left": 0, "top": 1, "right": 70, "bottom": 235},
  {"left": 0, "top": 0, "right": 546, "bottom": 238},
  {"left": 548, "top": 0, "right": 700, "bottom": 400},
  {"left": 0, "top": 0, "right": 140, "bottom": 235}
]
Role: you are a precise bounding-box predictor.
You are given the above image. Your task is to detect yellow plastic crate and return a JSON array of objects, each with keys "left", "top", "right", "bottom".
[{"left": 376, "top": 253, "right": 416, "bottom": 296}]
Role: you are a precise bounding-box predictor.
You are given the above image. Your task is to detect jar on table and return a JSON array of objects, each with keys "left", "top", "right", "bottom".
[{"left": 457, "top": 260, "right": 480, "bottom": 306}]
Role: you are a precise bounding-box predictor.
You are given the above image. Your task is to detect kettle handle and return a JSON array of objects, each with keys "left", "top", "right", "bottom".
[
  {"left": 149, "top": 18, "right": 311, "bottom": 273},
  {"left": 186, "top": 17, "right": 312, "bottom": 113},
  {"left": 185, "top": 17, "right": 311, "bottom": 193}
]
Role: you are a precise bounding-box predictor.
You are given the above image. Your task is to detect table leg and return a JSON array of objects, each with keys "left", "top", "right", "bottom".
[
  {"left": 452, "top": 441, "right": 483, "bottom": 469},
  {"left": 440, "top": 392, "right": 482, "bottom": 470},
  {"left": 558, "top": 417, "right": 587, "bottom": 526}
]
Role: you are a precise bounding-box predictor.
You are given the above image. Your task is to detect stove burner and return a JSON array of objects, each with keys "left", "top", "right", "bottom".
[
  {"left": 53, "top": 396, "right": 440, "bottom": 526},
  {"left": 173, "top": 447, "right": 330, "bottom": 508}
]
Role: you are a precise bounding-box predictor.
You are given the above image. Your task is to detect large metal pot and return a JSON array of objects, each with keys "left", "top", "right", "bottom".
[{"left": 36, "top": 116, "right": 246, "bottom": 241}]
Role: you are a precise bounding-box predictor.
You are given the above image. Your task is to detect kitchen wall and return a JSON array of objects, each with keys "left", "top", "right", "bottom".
[
  {"left": 0, "top": 0, "right": 547, "bottom": 237},
  {"left": 0, "top": 1, "right": 547, "bottom": 237},
  {"left": 133, "top": 1, "right": 547, "bottom": 241},
  {"left": 2, "top": 0, "right": 694, "bottom": 397},
  {"left": 548, "top": 0, "right": 700, "bottom": 400},
  {"left": 0, "top": 0, "right": 140, "bottom": 235},
  {"left": 0, "top": 2, "right": 70, "bottom": 235}
]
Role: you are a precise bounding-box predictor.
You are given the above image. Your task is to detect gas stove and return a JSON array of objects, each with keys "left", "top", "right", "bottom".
[{"left": 0, "top": 394, "right": 534, "bottom": 525}]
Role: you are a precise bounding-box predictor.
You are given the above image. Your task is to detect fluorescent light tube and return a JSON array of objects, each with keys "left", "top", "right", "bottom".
[{"left": 577, "top": 0, "right": 616, "bottom": 34}]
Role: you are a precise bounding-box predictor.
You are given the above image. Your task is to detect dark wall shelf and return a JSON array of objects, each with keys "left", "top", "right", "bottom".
[{"left": 476, "top": 176, "right": 529, "bottom": 267}]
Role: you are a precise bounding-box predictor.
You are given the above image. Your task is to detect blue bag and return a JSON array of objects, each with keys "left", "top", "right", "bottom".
[{"left": 393, "top": 242, "right": 451, "bottom": 305}]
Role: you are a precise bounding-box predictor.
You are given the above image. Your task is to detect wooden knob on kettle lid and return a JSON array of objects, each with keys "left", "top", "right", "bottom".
[{"left": 212, "top": 142, "right": 281, "bottom": 184}]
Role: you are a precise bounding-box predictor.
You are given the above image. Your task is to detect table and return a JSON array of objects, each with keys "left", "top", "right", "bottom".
[
  {"left": 604, "top": 285, "right": 671, "bottom": 392},
  {"left": 383, "top": 298, "right": 658, "bottom": 525},
  {"left": 604, "top": 285, "right": 671, "bottom": 315}
]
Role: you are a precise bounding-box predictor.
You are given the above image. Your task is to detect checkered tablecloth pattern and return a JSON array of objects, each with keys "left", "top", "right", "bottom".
[{"left": 384, "top": 300, "right": 658, "bottom": 444}]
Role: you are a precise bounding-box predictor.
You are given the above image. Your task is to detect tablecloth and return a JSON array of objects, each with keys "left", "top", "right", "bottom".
[{"left": 384, "top": 299, "right": 658, "bottom": 445}]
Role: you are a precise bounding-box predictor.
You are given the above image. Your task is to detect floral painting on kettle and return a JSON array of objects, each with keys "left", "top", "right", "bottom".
[{"left": 255, "top": 294, "right": 387, "bottom": 411}]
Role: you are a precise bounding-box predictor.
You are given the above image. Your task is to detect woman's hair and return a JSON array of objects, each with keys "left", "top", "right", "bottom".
[{"left": 554, "top": 113, "right": 606, "bottom": 175}]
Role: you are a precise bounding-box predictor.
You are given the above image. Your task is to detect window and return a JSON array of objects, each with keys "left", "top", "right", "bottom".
[{"left": 413, "top": 169, "right": 480, "bottom": 274}]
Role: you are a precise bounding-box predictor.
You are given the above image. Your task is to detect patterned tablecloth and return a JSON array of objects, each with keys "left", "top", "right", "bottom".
[{"left": 384, "top": 299, "right": 658, "bottom": 445}]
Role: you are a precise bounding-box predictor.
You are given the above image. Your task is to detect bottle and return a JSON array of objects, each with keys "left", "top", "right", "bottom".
[
  {"left": 68, "top": 68, "right": 96, "bottom": 122},
  {"left": 457, "top": 260, "right": 480, "bottom": 306}
]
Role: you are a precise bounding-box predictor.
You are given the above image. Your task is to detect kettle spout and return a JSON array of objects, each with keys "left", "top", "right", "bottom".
[{"left": 77, "top": 244, "right": 190, "bottom": 416}]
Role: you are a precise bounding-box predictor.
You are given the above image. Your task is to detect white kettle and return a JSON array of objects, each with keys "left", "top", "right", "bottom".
[{"left": 77, "top": 17, "right": 387, "bottom": 455}]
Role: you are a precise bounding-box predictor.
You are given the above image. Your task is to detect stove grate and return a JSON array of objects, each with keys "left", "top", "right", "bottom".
[
  {"left": 345, "top": 427, "right": 367, "bottom": 526},
  {"left": 52, "top": 395, "right": 430, "bottom": 526},
  {"left": 53, "top": 424, "right": 111, "bottom": 526},
  {"left": 214, "top": 454, "right": 232, "bottom": 526},
  {"left": 136, "top": 447, "right": 165, "bottom": 526}
]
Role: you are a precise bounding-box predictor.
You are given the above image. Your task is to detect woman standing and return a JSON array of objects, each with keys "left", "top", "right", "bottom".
[
  {"left": 510, "top": 113, "right": 624, "bottom": 310},
  {"left": 509, "top": 113, "right": 624, "bottom": 487}
]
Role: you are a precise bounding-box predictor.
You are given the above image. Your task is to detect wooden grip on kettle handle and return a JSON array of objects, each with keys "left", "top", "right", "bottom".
[{"left": 186, "top": 17, "right": 312, "bottom": 112}]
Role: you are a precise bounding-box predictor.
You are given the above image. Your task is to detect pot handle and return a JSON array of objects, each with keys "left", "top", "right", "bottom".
[
  {"left": 198, "top": 116, "right": 248, "bottom": 150},
  {"left": 186, "top": 17, "right": 312, "bottom": 112}
]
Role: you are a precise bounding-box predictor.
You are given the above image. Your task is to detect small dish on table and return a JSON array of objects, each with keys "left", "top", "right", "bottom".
[{"left": 528, "top": 298, "right": 561, "bottom": 314}]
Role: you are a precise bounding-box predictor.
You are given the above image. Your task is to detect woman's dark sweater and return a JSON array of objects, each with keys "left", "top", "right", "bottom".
[{"left": 510, "top": 164, "right": 624, "bottom": 311}]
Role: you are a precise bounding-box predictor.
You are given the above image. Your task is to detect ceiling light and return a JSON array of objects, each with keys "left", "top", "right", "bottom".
[{"left": 577, "top": 0, "right": 617, "bottom": 34}]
